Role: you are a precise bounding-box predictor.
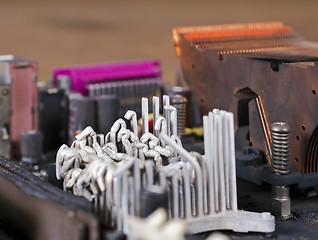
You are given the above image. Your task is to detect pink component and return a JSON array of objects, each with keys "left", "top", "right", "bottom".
[
  {"left": 10, "top": 61, "right": 38, "bottom": 157},
  {"left": 53, "top": 60, "right": 161, "bottom": 95}
]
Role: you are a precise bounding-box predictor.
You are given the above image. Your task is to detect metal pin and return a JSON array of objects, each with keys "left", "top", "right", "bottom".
[
  {"left": 216, "top": 112, "right": 226, "bottom": 213},
  {"left": 113, "top": 177, "right": 122, "bottom": 229},
  {"left": 221, "top": 111, "right": 230, "bottom": 209},
  {"left": 89, "top": 84, "right": 94, "bottom": 97},
  {"left": 163, "top": 95, "right": 170, "bottom": 123},
  {"left": 192, "top": 152, "right": 208, "bottom": 214},
  {"left": 154, "top": 116, "right": 167, "bottom": 147},
  {"left": 102, "top": 82, "right": 106, "bottom": 95},
  {"left": 153, "top": 96, "right": 160, "bottom": 137},
  {"left": 142, "top": 98, "right": 149, "bottom": 134},
  {"left": 203, "top": 116, "right": 215, "bottom": 213},
  {"left": 128, "top": 80, "right": 134, "bottom": 110},
  {"left": 227, "top": 112, "right": 238, "bottom": 211},
  {"left": 133, "top": 159, "right": 141, "bottom": 217},
  {"left": 159, "top": 171, "right": 167, "bottom": 188},
  {"left": 164, "top": 105, "right": 177, "bottom": 137},
  {"left": 94, "top": 83, "right": 98, "bottom": 97},
  {"left": 105, "top": 82, "right": 111, "bottom": 95},
  {"left": 105, "top": 169, "right": 114, "bottom": 225},
  {"left": 160, "top": 133, "right": 204, "bottom": 217},
  {"left": 121, "top": 173, "right": 129, "bottom": 233},
  {"left": 209, "top": 111, "right": 219, "bottom": 212},
  {"left": 128, "top": 176, "right": 135, "bottom": 216},
  {"left": 172, "top": 174, "right": 179, "bottom": 218},
  {"left": 181, "top": 165, "right": 192, "bottom": 218}
]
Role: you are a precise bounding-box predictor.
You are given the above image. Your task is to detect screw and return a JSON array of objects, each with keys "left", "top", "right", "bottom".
[
  {"left": 270, "top": 122, "right": 290, "bottom": 175},
  {"left": 270, "top": 122, "right": 291, "bottom": 220},
  {"left": 171, "top": 95, "right": 187, "bottom": 137}
]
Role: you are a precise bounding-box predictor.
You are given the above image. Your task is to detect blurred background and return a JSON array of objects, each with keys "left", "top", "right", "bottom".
[{"left": 1, "top": 0, "right": 318, "bottom": 84}]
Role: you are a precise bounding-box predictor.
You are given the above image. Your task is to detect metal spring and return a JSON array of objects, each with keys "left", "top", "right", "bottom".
[
  {"left": 171, "top": 95, "right": 187, "bottom": 137},
  {"left": 270, "top": 122, "right": 290, "bottom": 175}
]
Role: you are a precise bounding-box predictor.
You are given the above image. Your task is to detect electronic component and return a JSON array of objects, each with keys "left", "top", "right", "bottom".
[
  {"left": 0, "top": 55, "right": 38, "bottom": 159},
  {"left": 0, "top": 126, "right": 10, "bottom": 158},
  {"left": 20, "top": 130, "right": 42, "bottom": 164},
  {"left": 94, "top": 95, "right": 120, "bottom": 134},
  {"left": 1, "top": 18, "right": 318, "bottom": 240},
  {"left": 67, "top": 94, "right": 120, "bottom": 144},
  {"left": 38, "top": 88, "right": 67, "bottom": 153},
  {"left": 56, "top": 95, "right": 275, "bottom": 236},
  {"left": 172, "top": 22, "right": 318, "bottom": 177},
  {"left": 67, "top": 94, "right": 96, "bottom": 145},
  {"left": 0, "top": 84, "right": 11, "bottom": 158},
  {"left": 53, "top": 60, "right": 162, "bottom": 116}
]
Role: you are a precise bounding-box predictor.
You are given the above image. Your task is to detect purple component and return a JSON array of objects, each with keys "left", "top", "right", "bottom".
[{"left": 53, "top": 60, "right": 161, "bottom": 95}]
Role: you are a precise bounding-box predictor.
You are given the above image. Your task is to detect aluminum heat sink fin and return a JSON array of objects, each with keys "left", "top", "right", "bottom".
[{"left": 160, "top": 109, "right": 275, "bottom": 234}]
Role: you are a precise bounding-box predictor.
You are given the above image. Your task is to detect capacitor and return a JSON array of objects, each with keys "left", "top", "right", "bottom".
[
  {"left": 68, "top": 95, "right": 95, "bottom": 145},
  {"left": 20, "top": 130, "right": 42, "bottom": 164},
  {"left": 95, "top": 95, "right": 119, "bottom": 134}
]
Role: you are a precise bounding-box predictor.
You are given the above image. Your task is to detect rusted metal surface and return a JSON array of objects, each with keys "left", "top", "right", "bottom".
[
  {"left": 0, "top": 155, "right": 100, "bottom": 240},
  {"left": 173, "top": 22, "right": 318, "bottom": 173}
]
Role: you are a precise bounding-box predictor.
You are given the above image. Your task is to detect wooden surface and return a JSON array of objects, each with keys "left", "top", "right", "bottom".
[{"left": 1, "top": 0, "right": 318, "bottom": 84}]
